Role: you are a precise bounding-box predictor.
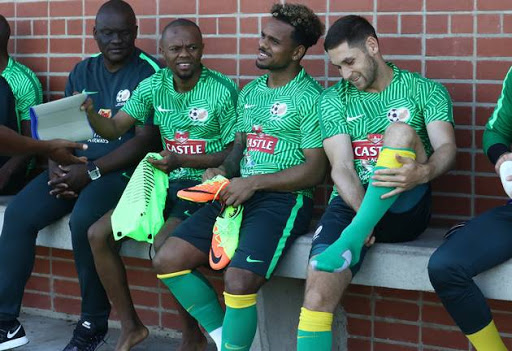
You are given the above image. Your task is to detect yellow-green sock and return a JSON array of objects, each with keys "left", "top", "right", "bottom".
[
  {"left": 467, "top": 320, "right": 507, "bottom": 351},
  {"left": 221, "top": 292, "right": 258, "bottom": 351},
  {"left": 311, "top": 147, "right": 416, "bottom": 273},
  {"left": 158, "top": 270, "right": 224, "bottom": 333},
  {"left": 297, "top": 307, "right": 333, "bottom": 351}
]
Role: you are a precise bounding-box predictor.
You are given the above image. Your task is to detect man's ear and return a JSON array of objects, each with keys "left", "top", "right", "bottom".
[
  {"left": 293, "top": 44, "right": 306, "bottom": 62},
  {"left": 365, "top": 36, "right": 379, "bottom": 56}
]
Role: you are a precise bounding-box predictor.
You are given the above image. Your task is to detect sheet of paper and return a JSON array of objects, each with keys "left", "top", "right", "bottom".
[{"left": 30, "top": 93, "right": 94, "bottom": 141}]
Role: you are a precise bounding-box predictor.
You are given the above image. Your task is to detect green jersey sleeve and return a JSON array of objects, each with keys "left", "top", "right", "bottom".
[
  {"left": 218, "top": 85, "right": 238, "bottom": 146},
  {"left": 17, "top": 76, "right": 43, "bottom": 121},
  {"left": 423, "top": 81, "right": 454, "bottom": 125},
  {"left": 483, "top": 66, "right": 512, "bottom": 162},
  {"left": 318, "top": 87, "right": 349, "bottom": 140},
  {"left": 121, "top": 75, "right": 154, "bottom": 124},
  {"left": 300, "top": 95, "right": 323, "bottom": 149}
]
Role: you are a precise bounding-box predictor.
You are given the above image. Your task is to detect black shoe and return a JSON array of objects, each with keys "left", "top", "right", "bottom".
[
  {"left": 0, "top": 319, "right": 29, "bottom": 351},
  {"left": 62, "top": 319, "right": 107, "bottom": 351}
]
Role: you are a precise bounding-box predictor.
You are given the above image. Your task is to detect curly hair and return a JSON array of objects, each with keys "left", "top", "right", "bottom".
[{"left": 270, "top": 3, "right": 324, "bottom": 49}]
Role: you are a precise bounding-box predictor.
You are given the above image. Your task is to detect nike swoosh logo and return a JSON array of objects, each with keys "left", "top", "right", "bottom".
[
  {"left": 186, "top": 304, "right": 195, "bottom": 312},
  {"left": 244, "top": 104, "right": 256, "bottom": 109},
  {"left": 346, "top": 114, "right": 364, "bottom": 122},
  {"left": 81, "top": 89, "right": 99, "bottom": 95},
  {"left": 157, "top": 105, "right": 173, "bottom": 112},
  {"left": 246, "top": 256, "right": 264, "bottom": 263},
  {"left": 224, "top": 343, "right": 248, "bottom": 350},
  {"left": 7, "top": 325, "right": 21, "bottom": 339},
  {"left": 184, "top": 210, "right": 192, "bottom": 217},
  {"left": 210, "top": 247, "right": 223, "bottom": 264}
]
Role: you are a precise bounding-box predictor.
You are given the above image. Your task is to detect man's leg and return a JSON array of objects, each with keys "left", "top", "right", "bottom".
[
  {"left": 153, "top": 202, "right": 224, "bottom": 350},
  {"left": 68, "top": 171, "right": 128, "bottom": 335},
  {"left": 0, "top": 171, "right": 74, "bottom": 349},
  {"left": 298, "top": 185, "right": 431, "bottom": 350},
  {"left": 222, "top": 192, "right": 314, "bottom": 351},
  {"left": 428, "top": 205, "right": 512, "bottom": 351},
  {"left": 312, "top": 122, "right": 428, "bottom": 272}
]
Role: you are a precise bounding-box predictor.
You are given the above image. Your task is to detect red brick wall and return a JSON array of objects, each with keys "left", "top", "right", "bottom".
[{"left": 4, "top": 0, "right": 512, "bottom": 349}]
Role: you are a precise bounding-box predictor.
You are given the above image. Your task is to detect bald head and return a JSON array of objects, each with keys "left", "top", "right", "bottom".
[
  {"left": 161, "top": 19, "right": 202, "bottom": 41},
  {"left": 96, "top": 0, "right": 136, "bottom": 28},
  {"left": 0, "top": 15, "right": 11, "bottom": 52}
]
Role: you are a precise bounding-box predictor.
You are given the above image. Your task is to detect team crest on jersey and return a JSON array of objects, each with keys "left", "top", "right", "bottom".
[
  {"left": 116, "top": 89, "right": 131, "bottom": 107},
  {"left": 189, "top": 108, "right": 209, "bottom": 122},
  {"left": 98, "top": 109, "right": 112, "bottom": 118},
  {"left": 269, "top": 102, "right": 287, "bottom": 120},
  {"left": 387, "top": 107, "right": 410, "bottom": 123}
]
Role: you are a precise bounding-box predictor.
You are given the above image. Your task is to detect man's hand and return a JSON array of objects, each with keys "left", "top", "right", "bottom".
[
  {"left": 220, "top": 177, "right": 256, "bottom": 207},
  {"left": 48, "top": 164, "right": 90, "bottom": 198},
  {"left": 0, "top": 165, "right": 14, "bottom": 192},
  {"left": 364, "top": 232, "right": 375, "bottom": 248},
  {"left": 147, "top": 150, "right": 181, "bottom": 174},
  {"left": 202, "top": 166, "right": 227, "bottom": 182},
  {"left": 44, "top": 139, "right": 88, "bottom": 165},
  {"left": 372, "top": 154, "right": 429, "bottom": 199},
  {"left": 495, "top": 152, "right": 512, "bottom": 181},
  {"left": 47, "top": 161, "right": 77, "bottom": 199},
  {"left": 80, "top": 97, "right": 95, "bottom": 116}
]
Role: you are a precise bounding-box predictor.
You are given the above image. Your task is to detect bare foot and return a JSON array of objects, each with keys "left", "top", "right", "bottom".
[
  {"left": 177, "top": 331, "right": 208, "bottom": 351},
  {"left": 115, "top": 324, "right": 149, "bottom": 351}
]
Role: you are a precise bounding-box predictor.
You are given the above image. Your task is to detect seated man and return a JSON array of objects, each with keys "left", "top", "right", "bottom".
[
  {"left": 0, "top": 1, "right": 162, "bottom": 350},
  {"left": 297, "top": 16, "right": 456, "bottom": 350},
  {"left": 0, "top": 15, "right": 43, "bottom": 194},
  {"left": 427, "top": 66, "right": 512, "bottom": 351},
  {"left": 86, "top": 19, "right": 238, "bottom": 351},
  {"left": 151, "top": 4, "right": 327, "bottom": 351}
]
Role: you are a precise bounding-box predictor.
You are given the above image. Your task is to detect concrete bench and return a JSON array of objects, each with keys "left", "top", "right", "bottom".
[{"left": 1, "top": 196, "right": 511, "bottom": 350}]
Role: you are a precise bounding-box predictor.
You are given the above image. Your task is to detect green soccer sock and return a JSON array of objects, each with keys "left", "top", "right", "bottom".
[
  {"left": 297, "top": 307, "right": 333, "bottom": 351},
  {"left": 221, "top": 292, "right": 258, "bottom": 351},
  {"left": 158, "top": 270, "right": 224, "bottom": 334},
  {"left": 311, "top": 147, "right": 416, "bottom": 273}
]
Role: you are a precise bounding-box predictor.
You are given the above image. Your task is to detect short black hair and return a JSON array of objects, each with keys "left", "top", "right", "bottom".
[
  {"left": 162, "top": 18, "right": 202, "bottom": 38},
  {"left": 324, "top": 15, "right": 378, "bottom": 51},
  {"left": 270, "top": 3, "right": 324, "bottom": 49}
]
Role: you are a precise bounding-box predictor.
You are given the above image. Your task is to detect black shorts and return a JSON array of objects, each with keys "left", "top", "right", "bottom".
[
  {"left": 310, "top": 184, "right": 431, "bottom": 276},
  {"left": 173, "top": 191, "right": 313, "bottom": 279},
  {"left": 164, "top": 180, "right": 204, "bottom": 220}
]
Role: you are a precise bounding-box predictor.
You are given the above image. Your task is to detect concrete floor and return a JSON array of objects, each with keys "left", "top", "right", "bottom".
[{"left": 13, "top": 312, "right": 216, "bottom": 351}]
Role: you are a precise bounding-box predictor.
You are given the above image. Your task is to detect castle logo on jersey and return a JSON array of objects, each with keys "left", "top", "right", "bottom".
[
  {"left": 189, "top": 108, "right": 209, "bottom": 122},
  {"left": 387, "top": 107, "right": 410, "bottom": 123},
  {"left": 352, "top": 133, "right": 383, "bottom": 160},
  {"left": 164, "top": 131, "right": 206, "bottom": 155},
  {"left": 115, "top": 89, "right": 131, "bottom": 107},
  {"left": 247, "top": 125, "right": 278, "bottom": 154},
  {"left": 269, "top": 102, "right": 287, "bottom": 120}
]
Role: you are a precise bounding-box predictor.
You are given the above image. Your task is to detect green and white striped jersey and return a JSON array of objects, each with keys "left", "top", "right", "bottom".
[
  {"left": 319, "top": 63, "right": 453, "bottom": 199},
  {"left": 1, "top": 57, "right": 43, "bottom": 128},
  {"left": 236, "top": 68, "right": 323, "bottom": 198},
  {"left": 122, "top": 66, "right": 238, "bottom": 182}
]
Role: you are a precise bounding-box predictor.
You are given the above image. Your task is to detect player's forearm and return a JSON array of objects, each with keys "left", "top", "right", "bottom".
[
  {"left": 332, "top": 164, "right": 366, "bottom": 212},
  {"left": 423, "top": 142, "right": 457, "bottom": 182},
  {"left": 174, "top": 144, "right": 233, "bottom": 170},
  {"left": 86, "top": 110, "right": 124, "bottom": 140},
  {"left": 247, "top": 150, "right": 327, "bottom": 193},
  {"left": 220, "top": 133, "right": 245, "bottom": 178}
]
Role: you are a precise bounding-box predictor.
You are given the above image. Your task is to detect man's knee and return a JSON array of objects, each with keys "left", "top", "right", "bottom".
[
  {"left": 224, "top": 268, "right": 265, "bottom": 295},
  {"left": 87, "top": 220, "right": 110, "bottom": 251},
  {"left": 303, "top": 270, "right": 350, "bottom": 312},
  {"left": 428, "top": 250, "right": 469, "bottom": 291}
]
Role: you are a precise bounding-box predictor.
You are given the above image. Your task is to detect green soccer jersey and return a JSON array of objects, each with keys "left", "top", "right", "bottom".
[
  {"left": 319, "top": 63, "right": 453, "bottom": 200},
  {"left": 1, "top": 57, "right": 43, "bottom": 128},
  {"left": 236, "top": 68, "right": 323, "bottom": 198},
  {"left": 483, "top": 66, "right": 512, "bottom": 160},
  {"left": 122, "top": 66, "right": 238, "bottom": 181}
]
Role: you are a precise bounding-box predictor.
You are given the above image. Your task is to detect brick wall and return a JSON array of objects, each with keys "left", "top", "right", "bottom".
[{"left": 3, "top": 0, "right": 512, "bottom": 350}]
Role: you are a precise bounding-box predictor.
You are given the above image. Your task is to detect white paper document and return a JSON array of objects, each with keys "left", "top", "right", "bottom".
[{"left": 30, "top": 93, "right": 94, "bottom": 141}]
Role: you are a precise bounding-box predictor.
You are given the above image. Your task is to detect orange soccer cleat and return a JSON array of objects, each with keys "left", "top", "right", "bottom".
[
  {"left": 177, "top": 175, "right": 230, "bottom": 203},
  {"left": 209, "top": 205, "right": 243, "bottom": 270}
]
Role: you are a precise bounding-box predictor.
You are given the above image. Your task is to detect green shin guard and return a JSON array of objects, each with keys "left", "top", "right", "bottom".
[
  {"left": 158, "top": 270, "right": 224, "bottom": 333},
  {"left": 311, "top": 147, "right": 416, "bottom": 273}
]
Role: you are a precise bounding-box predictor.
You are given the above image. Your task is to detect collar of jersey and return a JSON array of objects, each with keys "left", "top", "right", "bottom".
[{"left": 258, "top": 67, "right": 306, "bottom": 93}]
